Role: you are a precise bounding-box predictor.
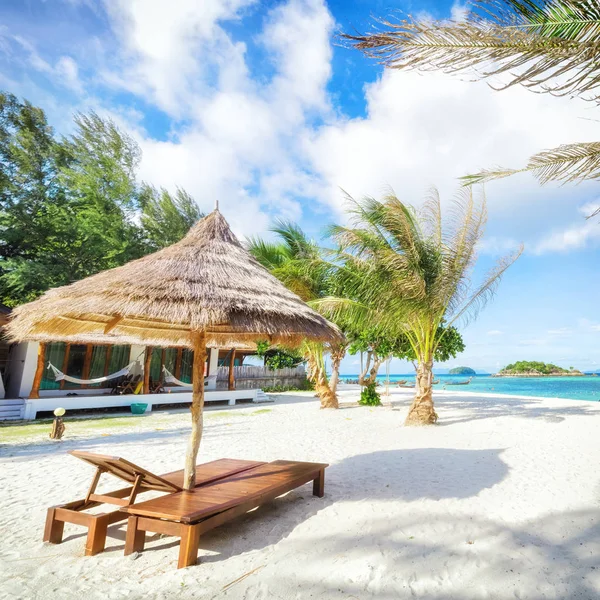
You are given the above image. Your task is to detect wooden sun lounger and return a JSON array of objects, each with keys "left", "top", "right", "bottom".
[
  {"left": 44, "top": 451, "right": 264, "bottom": 556},
  {"left": 123, "top": 460, "right": 328, "bottom": 569}
]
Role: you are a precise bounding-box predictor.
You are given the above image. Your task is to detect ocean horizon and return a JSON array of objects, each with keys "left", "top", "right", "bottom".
[{"left": 339, "top": 373, "right": 600, "bottom": 402}]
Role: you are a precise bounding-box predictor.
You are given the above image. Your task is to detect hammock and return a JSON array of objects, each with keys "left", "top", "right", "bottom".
[
  {"left": 162, "top": 366, "right": 217, "bottom": 388},
  {"left": 47, "top": 361, "right": 135, "bottom": 385}
]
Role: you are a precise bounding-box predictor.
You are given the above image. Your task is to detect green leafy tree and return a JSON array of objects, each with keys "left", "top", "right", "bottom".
[
  {"left": 0, "top": 94, "right": 202, "bottom": 306},
  {"left": 343, "top": 0, "right": 600, "bottom": 200},
  {"left": 140, "top": 184, "right": 203, "bottom": 250},
  {"left": 0, "top": 93, "right": 76, "bottom": 305},
  {"left": 318, "top": 188, "right": 521, "bottom": 425},
  {"left": 58, "top": 112, "right": 147, "bottom": 271},
  {"left": 254, "top": 341, "right": 304, "bottom": 370},
  {"left": 347, "top": 324, "right": 464, "bottom": 404}
]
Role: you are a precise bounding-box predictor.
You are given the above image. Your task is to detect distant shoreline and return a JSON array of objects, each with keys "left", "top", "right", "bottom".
[{"left": 493, "top": 372, "right": 586, "bottom": 378}]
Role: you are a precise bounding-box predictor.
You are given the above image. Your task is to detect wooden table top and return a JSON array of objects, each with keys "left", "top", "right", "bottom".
[{"left": 124, "top": 460, "right": 328, "bottom": 524}]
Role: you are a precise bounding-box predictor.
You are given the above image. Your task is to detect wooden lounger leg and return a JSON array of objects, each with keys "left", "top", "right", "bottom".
[
  {"left": 178, "top": 524, "right": 201, "bottom": 569},
  {"left": 44, "top": 508, "right": 65, "bottom": 544},
  {"left": 85, "top": 514, "right": 110, "bottom": 556},
  {"left": 124, "top": 516, "right": 145, "bottom": 556},
  {"left": 312, "top": 469, "right": 325, "bottom": 498}
]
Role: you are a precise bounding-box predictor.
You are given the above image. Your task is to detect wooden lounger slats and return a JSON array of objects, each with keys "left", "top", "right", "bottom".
[
  {"left": 44, "top": 454, "right": 264, "bottom": 556},
  {"left": 125, "top": 460, "right": 328, "bottom": 523},
  {"left": 68, "top": 450, "right": 183, "bottom": 493},
  {"left": 123, "top": 460, "right": 328, "bottom": 569}
]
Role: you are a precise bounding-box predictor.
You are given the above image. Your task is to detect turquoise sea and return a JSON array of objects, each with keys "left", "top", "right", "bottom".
[{"left": 341, "top": 374, "right": 600, "bottom": 402}]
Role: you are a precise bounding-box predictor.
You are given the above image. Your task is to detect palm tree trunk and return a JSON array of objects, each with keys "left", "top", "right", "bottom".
[
  {"left": 358, "top": 351, "right": 372, "bottom": 385},
  {"left": 307, "top": 350, "right": 338, "bottom": 409},
  {"left": 329, "top": 343, "right": 347, "bottom": 396},
  {"left": 405, "top": 359, "right": 438, "bottom": 426}
]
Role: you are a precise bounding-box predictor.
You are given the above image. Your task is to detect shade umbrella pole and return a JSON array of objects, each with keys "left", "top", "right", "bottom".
[{"left": 184, "top": 329, "right": 207, "bottom": 490}]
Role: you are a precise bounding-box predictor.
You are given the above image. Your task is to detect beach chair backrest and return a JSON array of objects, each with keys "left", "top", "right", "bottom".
[{"left": 70, "top": 450, "right": 183, "bottom": 492}]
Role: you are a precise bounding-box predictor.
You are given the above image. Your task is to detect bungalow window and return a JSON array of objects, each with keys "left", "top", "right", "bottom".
[
  {"left": 147, "top": 347, "right": 197, "bottom": 385},
  {"left": 40, "top": 343, "right": 131, "bottom": 390}
]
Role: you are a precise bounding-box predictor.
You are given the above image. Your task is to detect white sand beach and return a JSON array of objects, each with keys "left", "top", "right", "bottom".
[{"left": 1, "top": 388, "right": 600, "bottom": 600}]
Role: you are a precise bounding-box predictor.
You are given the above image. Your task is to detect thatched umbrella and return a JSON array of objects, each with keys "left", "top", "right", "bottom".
[{"left": 6, "top": 209, "right": 341, "bottom": 488}]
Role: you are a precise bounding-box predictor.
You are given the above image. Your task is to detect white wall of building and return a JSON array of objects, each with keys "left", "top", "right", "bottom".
[{"left": 5, "top": 341, "right": 37, "bottom": 399}]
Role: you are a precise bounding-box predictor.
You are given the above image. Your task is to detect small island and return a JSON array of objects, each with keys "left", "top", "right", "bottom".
[
  {"left": 494, "top": 361, "right": 583, "bottom": 377},
  {"left": 449, "top": 366, "right": 476, "bottom": 375}
]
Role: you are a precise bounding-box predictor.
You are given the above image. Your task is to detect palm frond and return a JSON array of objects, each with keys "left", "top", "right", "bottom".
[
  {"left": 462, "top": 141, "right": 600, "bottom": 185},
  {"left": 341, "top": 0, "right": 600, "bottom": 100},
  {"left": 270, "top": 219, "right": 318, "bottom": 259},
  {"left": 505, "top": 0, "right": 600, "bottom": 41},
  {"left": 246, "top": 237, "right": 289, "bottom": 269},
  {"left": 446, "top": 243, "right": 524, "bottom": 328}
]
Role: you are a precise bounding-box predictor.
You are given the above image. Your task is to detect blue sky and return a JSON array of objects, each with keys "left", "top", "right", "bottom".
[{"left": 2, "top": 0, "right": 600, "bottom": 374}]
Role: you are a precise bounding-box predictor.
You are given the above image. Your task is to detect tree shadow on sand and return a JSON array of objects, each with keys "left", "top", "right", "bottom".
[
  {"left": 0, "top": 421, "right": 243, "bottom": 460},
  {"left": 391, "top": 393, "right": 600, "bottom": 426},
  {"left": 255, "top": 508, "right": 600, "bottom": 599},
  {"left": 328, "top": 448, "right": 508, "bottom": 501}
]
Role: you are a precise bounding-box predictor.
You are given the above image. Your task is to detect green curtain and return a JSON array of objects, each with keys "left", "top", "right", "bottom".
[
  {"left": 88, "top": 346, "right": 108, "bottom": 388},
  {"left": 180, "top": 349, "right": 193, "bottom": 383},
  {"left": 109, "top": 345, "right": 130, "bottom": 372},
  {"left": 40, "top": 342, "right": 66, "bottom": 390},
  {"left": 64, "top": 345, "right": 86, "bottom": 388},
  {"left": 164, "top": 348, "right": 177, "bottom": 373},
  {"left": 40, "top": 343, "right": 131, "bottom": 391},
  {"left": 150, "top": 348, "right": 162, "bottom": 381}
]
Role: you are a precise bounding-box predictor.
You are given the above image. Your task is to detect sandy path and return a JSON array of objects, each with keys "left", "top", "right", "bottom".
[{"left": 1, "top": 388, "right": 599, "bottom": 599}]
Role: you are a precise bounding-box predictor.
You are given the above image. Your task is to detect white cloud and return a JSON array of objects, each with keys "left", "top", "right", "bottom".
[
  {"left": 478, "top": 236, "right": 522, "bottom": 256},
  {"left": 99, "top": 0, "right": 335, "bottom": 236},
  {"left": 517, "top": 338, "right": 548, "bottom": 346},
  {"left": 487, "top": 330, "right": 503, "bottom": 336},
  {"left": 533, "top": 219, "right": 600, "bottom": 254},
  {"left": 305, "top": 68, "right": 600, "bottom": 231},
  {"left": 450, "top": 2, "right": 469, "bottom": 22},
  {"left": 579, "top": 200, "right": 600, "bottom": 217},
  {"left": 102, "top": 0, "right": 257, "bottom": 116},
  {"left": 547, "top": 328, "right": 572, "bottom": 336},
  {"left": 55, "top": 56, "right": 82, "bottom": 94}
]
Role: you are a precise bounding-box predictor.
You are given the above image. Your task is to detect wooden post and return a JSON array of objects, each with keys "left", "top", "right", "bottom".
[
  {"left": 29, "top": 342, "right": 46, "bottom": 399},
  {"left": 59, "top": 343, "right": 71, "bottom": 390},
  {"left": 175, "top": 348, "right": 183, "bottom": 379},
  {"left": 228, "top": 348, "right": 236, "bottom": 391},
  {"left": 143, "top": 347, "right": 152, "bottom": 394},
  {"left": 183, "top": 331, "right": 206, "bottom": 490}
]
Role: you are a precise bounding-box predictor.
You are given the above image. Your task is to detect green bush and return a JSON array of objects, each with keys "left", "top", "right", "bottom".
[{"left": 359, "top": 383, "right": 382, "bottom": 406}]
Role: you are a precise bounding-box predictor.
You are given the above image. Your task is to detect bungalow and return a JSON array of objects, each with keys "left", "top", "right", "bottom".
[{"left": 0, "top": 339, "right": 306, "bottom": 420}]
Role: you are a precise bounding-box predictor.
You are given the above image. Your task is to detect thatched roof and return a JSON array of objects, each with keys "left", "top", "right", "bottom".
[{"left": 6, "top": 210, "right": 342, "bottom": 348}]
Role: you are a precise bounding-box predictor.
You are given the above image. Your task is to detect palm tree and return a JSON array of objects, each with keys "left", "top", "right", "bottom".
[
  {"left": 342, "top": 0, "right": 600, "bottom": 198},
  {"left": 247, "top": 221, "right": 344, "bottom": 408},
  {"left": 319, "top": 188, "right": 521, "bottom": 425}
]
